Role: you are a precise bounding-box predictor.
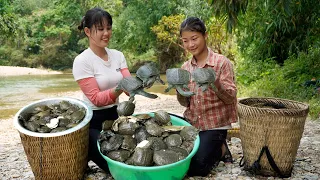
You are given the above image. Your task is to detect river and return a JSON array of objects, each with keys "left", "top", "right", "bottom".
[{"left": 0, "top": 74, "right": 173, "bottom": 119}]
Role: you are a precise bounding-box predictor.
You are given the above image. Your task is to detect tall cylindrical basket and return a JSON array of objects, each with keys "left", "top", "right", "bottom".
[
  {"left": 238, "top": 97, "right": 309, "bottom": 177},
  {"left": 13, "top": 97, "right": 93, "bottom": 180}
]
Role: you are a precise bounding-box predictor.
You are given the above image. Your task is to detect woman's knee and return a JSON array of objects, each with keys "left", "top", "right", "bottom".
[{"left": 187, "top": 158, "right": 213, "bottom": 176}]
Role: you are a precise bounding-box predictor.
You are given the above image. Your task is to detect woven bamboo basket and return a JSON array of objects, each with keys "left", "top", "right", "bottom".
[
  {"left": 14, "top": 97, "right": 93, "bottom": 180},
  {"left": 238, "top": 97, "right": 309, "bottom": 177}
]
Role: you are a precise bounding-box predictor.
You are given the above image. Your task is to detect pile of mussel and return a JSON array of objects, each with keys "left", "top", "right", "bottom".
[
  {"left": 18, "top": 100, "right": 86, "bottom": 133},
  {"left": 98, "top": 110, "right": 199, "bottom": 166}
]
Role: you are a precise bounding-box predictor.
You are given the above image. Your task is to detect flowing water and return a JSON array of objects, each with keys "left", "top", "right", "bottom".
[{"left": 0, "top": 74, "right": 173, "bottom": 119}]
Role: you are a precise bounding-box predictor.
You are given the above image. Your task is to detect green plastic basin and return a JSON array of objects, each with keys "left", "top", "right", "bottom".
[{"left": 97, "top": 113, "right": 200, "bottom": 180}]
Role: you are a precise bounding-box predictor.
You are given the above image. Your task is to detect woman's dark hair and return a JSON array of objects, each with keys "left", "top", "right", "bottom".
[
  {"left": 180, "top": 17, "right": 206, "bottom": 36},
  {"left": 78, "top": 7, "right": 112, "bottom": 31}
]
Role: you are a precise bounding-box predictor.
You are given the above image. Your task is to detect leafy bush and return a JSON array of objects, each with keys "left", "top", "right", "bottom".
[{"left": 237, "top": 47, "right": 320, "bottom": 119}]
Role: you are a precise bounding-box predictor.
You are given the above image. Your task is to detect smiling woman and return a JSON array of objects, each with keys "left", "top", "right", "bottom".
[{"left": 0, "top": 66, "right": 62, "bottom": 76}]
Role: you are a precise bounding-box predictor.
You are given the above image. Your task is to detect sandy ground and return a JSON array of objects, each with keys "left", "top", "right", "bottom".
[{"left": 0, "top": 66, "right": 62, "bottom": 76}]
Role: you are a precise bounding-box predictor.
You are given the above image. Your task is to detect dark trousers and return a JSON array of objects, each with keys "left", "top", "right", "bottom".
[
  {"left": 187, "top": 129, "right": 227, "bottom": 177},
  {"left": 88, "top": 106, "right": 118, "bottom": 173}
]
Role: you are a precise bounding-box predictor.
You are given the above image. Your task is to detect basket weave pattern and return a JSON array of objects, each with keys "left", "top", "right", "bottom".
[
  {"left": 238, "top": 97, "right": 309, "bottom": 177},
  {"left": 20, "top": 124, "right": 89, "bottom": 180}
]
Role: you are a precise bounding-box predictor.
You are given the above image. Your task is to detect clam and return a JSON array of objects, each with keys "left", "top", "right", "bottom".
[
  {"left": 25, "top": 122, "right": 40, "bottom": 132},
  {"left": 131, "top": 147, "right": 153, "bottom": 166},
  {"left": 37, "top": 126, "right": 51, "bottom": 133},
  {"left": 102, "top": 120, "right": 114, "bottom": 131},
  {"left": 107, "top": 150, "right": 131, "bottom": 162},
  {"left": 100, "top": 134, "right": 124, "bottom": 155},
  {"left": 145, "top": 122, "right": 164, "bottom": 136},
  {"left": 164, "top": 134, "right": 183, "bottom": 147},
  {"left": 121, "top": 135, "right": 137, "bottom": 151},
  {"left": 168, "top": 146, "right": 189, "bottom": 159},
  {"left": 70, "top": 109, "right": 85, "bottom": 123},
  {"left": 147, "top": 137, "right": 167, "bottom": 151},
  {"left": 50, "top": 127, "right": 67, "bottom": 133},
  {"left": 118, "top": 121, "right": 139, "bottom": 135},
  {"left": 162, "top": 125, "right": 185, "bottom": 132},
  {"left": 153, "top": 149, "right": 180, "bottom": 166},
  {"left": 180, "top": 126, "right": 199, "bottom": 141},
  {"left": 59, "top": 100, "right": 72, "bottom": 110},
  {"left": 134, "top": 126, "right": 151, "bottom": 143},
  {"left": 154, "top": 110, "right": 171, "bottom": 125}
]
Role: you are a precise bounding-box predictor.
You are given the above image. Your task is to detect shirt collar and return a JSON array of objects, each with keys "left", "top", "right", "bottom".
[{"left": 190, "top": 47, "right": 215, "bottom": 67}]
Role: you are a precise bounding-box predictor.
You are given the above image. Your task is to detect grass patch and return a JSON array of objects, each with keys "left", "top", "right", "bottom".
[{"left": 0, "top": 108, "right": 20, "bottom": 119}]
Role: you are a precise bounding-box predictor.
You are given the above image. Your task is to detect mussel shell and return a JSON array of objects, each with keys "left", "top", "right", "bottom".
[
  {"left": 118, "top": 122, "right": 139, "bottom": 135},
  {"left": 66, "top": 106, "right": 79, "bottom": 115},
  {"left": 147, "top": 137, "right": 167, "bottom": 151},
  {"left": 180, "top": 126, "right": 199, "bottom": 141},
  {"left": 35, "top": 110, "right": 51, "bottom": 119},
  {"left": 107, "top": 150, "right": 131, "bottom": 162},
  {"left": 121, "top": 135, "right": 137, "bottom": 151},
  {"left": 154, "top": 110, "right": 171, "bottom": 125},
  {"left": 29, "top": 115, "right": 39, "bottom": 122},
  {"left": 131, "top": 147, "right": 153, "bottom": 166},
  {"left": 32, "top": 105, "right": 49, "bottom": 114},
  {"left": 168, "top": 146, "right": 189, "bottom": 160},
  {"left": 37, "top": 126, "right": 52, "bottom": 133},
  {"left": 50, "top": 127, "right": 67, "bottom": 133},
  {"left": 58, "top": 118, "right": 71, "bottom": 127},
  {"left": 100, "top": 134, "right": 124, "bottom": 155},
  {"left": 180, "top": 140, "right": 194, "bottom": 153},
  {"left": 102, "top": 120, "right": 114, "bottom": 131},
  {"left": 66, "top": 123, "right": 78, "bottom": 129},
  {"left": 164, "top": 134, "right": 183, "bottom": 147},
  {"left": 70, "top": 110, "right": 85, "bottom": 123},
  {"left": 34, "top": 118, "right": 48, "bottom": 126},
  {"left": 135, "top": 114, "right": 152, "bottom": 120},
  {"left": 134, "top": 126, "right": 151, "bottom": 143},
  {"left": 98, "top": 130, "right": 114, "bottom": 141},
  {"left": 153, "top": 149, "right": 180, "bottom": 166},
  {"left": 145, "top": 123, "right": 164, "bottom": 137},
  {"left": 25, "top": 122, "right": 40, "bottom": 132},
  {"left": 59, "top": 100, "right": 72, "bottom": 110}
]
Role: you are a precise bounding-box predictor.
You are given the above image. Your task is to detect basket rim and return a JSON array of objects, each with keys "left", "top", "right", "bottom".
[
  {"left": 13, "top": 97, "right": 93, "bottom": 137},
  {"left": 238, "top": 97, "right": 309, "bottom": 111}
]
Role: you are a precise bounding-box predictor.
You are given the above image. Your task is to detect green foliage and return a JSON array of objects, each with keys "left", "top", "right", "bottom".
[
  {"left": 207, "top": 0, "right": 248, "bottom": 33},
  {"left": 237, "top": 47, "right": 320, "bottom": 119},
  {"left": 177, "top": 0, "right": 212, "bottom": 20},
  {"left": 237, "top": 0, "right": 320, "bottom": 64},
  {"left": 206, "top": 17, "right": 237, "bottom": 61},
  {"left": 0, "top": 0, "right": 18, "bottom": 38},
  {"left": 151, "top": 14, "right": 186, "bottom": 71},
  {"left": 309, "top": 98, "right": 320, "bottom": 120},
  {"left": 111, "top": 0, "right": 179, "bottom": 53},
  {"left": 85, "top": 0, "right": 124, "bottom": 17},
  {"left": 11, "top": 0, "right": 50, "bottom": 16},
  {"left": 124, "top": 49, "right": 157, "bottom": 72},
  {"left": 282, "top": 47, "right": 320, "bottom": 83}
]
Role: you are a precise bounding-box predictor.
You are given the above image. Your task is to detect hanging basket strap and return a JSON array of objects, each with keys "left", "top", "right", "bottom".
[{"left": 242, "top": 146, "right": 290, "bottom": 178}]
